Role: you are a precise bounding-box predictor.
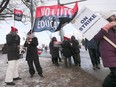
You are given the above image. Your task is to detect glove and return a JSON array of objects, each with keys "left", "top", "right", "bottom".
[{"left": 102, "top": 21, "right": 116, "bottom": 31}]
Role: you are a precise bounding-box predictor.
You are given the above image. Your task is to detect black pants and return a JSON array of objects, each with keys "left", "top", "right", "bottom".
[
  {"left": 64, "top": 57, "right": 72, "bottom": 67},
  {"left": 52, "top": 57, "right": 59, "bottom": 64},
  {"left": 88, "top": 49, "right": 100, "bottom": 66},
  {"left": 72, "top": 53, "right": 81, "bottom": 66},
  {"left": 27, "top": 58, "right": 42, "bottom": 76},
  {"left": 103, "top": 67, "right": 116, "bottom": 87}
]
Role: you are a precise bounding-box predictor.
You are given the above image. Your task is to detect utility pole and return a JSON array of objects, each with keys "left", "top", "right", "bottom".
[
  {"left": 57, "top": 0, "right": 60, "bottom": 4},
  {"left": 30, "top": 0, "right": 34, "bottom": 29},
  {"left": 57, "top": 0, "right": 87, "bottom": 42},
  {"left": 57, "top": 0, "right": 64, "bottom": 42}
]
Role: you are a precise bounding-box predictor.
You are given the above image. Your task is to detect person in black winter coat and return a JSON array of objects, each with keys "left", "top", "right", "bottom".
[
  {"left": 24, "top": 30, "right": 43, "bottom": 78},
  {"left": 70, "top": 36, "right": 81, "bottom": 66},
  {"left": 49, "top": 37, "right": 60, "bottom": 66},
  {"left": 5, "top": 27, "right": 21, "bottom": 86},
  {"left": 61, "top": 36, "right": 74, "bottom": 67}
]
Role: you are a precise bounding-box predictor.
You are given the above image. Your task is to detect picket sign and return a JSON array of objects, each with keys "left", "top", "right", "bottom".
[
  {"left": 71, "top": 6, "right": 108, "bottom": 40},
  {"left": 53, "top": 41, "right": 62, "bottom": 47}
]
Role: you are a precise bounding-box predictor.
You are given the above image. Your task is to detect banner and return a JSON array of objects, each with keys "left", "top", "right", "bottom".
[
  {"left": 33, "top": 2, "right": 78, "bottom": 32},
  {"left": 71, "top": 7, "right": 108, "bottom": 40},
  {"left": 14, "top": 9, "right": 23, "bottom": 21}
]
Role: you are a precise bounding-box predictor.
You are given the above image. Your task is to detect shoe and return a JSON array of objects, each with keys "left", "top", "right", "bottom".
[
  {"left": 93, "top": 66, "right": 96, "bottom": 70},
  {"left": 79, "top": 64, "right": 81, "bottom": 67},
  {"left": 5, "top": 82, "right": 15, "bottom": 85},
  {"left": 96, "top": 65, "right": 100, "bottom": 69},
  {"left": 55, "top": 63, "right": 60, "bottom": 66},
  {"left": 39, "top": 74, "right": 44, "bottom": 77},
  {"left": 30, "top": 75, "right": 34, "bottom": 78},
  {"left": 13, "top": 77, "right": 22, "bottom": 80},
  {"left": 59, "top": 60, "right": 62, "bottom": 62}
]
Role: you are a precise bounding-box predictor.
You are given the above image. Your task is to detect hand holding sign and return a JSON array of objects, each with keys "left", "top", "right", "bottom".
[
  {"left": 102, "top": 21, "right": 116, "bottom": 31},
  {"left": 71, "top": 7, "right": 108, "bottom": 40}
]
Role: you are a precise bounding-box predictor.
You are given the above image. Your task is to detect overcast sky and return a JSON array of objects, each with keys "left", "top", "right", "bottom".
[{"left": 0, "top": 0, "right": 116, "bottom": 46}]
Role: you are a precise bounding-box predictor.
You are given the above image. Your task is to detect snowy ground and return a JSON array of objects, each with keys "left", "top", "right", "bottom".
[{"left": 0, "top": 50, "right": 102, "bottom": 87}]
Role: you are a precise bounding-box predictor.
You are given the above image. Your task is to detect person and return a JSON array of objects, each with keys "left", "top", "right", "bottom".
[
  {"left": 70, "top": 36, "right": 81, "bottom": 67},
  {"left": 19, "top": 46, "right": 26, "bottom": 59},
  {"left": 44, "top": 46, "right": 48, "bottom": 52},
  {"left": 84, "top": 38, "right": 100, "bottom": 70},
  {"left": 5, "top": 26, "right": 21, "bottom": 86},
  {"left": 1, "top": 43, "right": 8, "bottom": 63},
  {"left": 61, "top": 36, "right": 74, "bottom": 67},
  {"left": 58, "top": 52, "right": 62, "bottom": 62},
  {"left": 93, "top": 11, "right": 116, "bottom": 87},
  {"left": 24, "top": 30, "right": 43, "bottom": 78},
  {"left": 49, "top": 37, "right": 60, "bottom": 66}
]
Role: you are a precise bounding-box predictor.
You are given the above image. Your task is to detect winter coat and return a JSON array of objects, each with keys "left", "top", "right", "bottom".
[
  {"left": 71, "top": 39, "right": 80, "bottom": 54},
  {"left": 85, "top": 39, "right": 98, "bottom": 50},
  {"left": 24, "top": 37, "right": 39, "bottom": 61},
  {"left": 93, "top": 28, "right": 116, "bottom": 67},
  {"left": 6, "top": 33, "right": 20, "bottom": 61},
  {"left": 61, "top": 40, "right": 74, "bottom": 57},
  {"left": 49, "top": 39, "right": 59, "bottom": 58}
]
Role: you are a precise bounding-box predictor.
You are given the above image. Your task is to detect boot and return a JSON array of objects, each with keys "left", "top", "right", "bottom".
[
  {"left": 96, "top": 65, "right": 100, "bottom": 69},
  {"left": 93, "top": 65, "right": 96, "bottom": 70},
  {"left": 5, "top": 82, "right": 15, "bottom": 85}
]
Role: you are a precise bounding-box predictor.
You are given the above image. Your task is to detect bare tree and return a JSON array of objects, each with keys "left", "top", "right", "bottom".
[{"left": 0, "top": 0, "right": 10, "bottom": 13}]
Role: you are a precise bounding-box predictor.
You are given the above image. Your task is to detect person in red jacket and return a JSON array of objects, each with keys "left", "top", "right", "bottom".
[
  {"left": 61, "top": 36, "right": 74, "bottom": 67},
  {"left": 93, "top": 11, "right": 116, "bottom": 87}
]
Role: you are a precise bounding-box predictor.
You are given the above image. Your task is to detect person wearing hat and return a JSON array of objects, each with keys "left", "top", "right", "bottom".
[
  {"left": 99, "top": 11, "right": 116, "bottom": 22},
  {"left": 5, "top": 26, "right": 21, "bottom": 85},
  {"left": 24, "top": 30, "right": 43, "bottom": 78},
  {"left": 70, "top": 36, "right": 81, "bottom": 67},
  {"left": 49, "top": 37, "right": 60, "bottom": 66},
  {"left": 93, "top": 11, "right": 116, "bottom": 87},
  {"left": 61, "top": 36, "right": 74, "bottom": 67}
]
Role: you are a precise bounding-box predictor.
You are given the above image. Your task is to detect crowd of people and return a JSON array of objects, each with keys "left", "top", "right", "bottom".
[
  {"left": 49, "top": 36, "right": 81, "bottom": 68},
  {"left": 1, "top": 11, "right": 116, "bottom": 87}
]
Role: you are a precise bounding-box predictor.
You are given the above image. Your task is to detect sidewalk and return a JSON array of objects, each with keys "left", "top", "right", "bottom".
[
  {"left": 79, "top": 47, "right": 110, "bottom": 81},
  {"left": 40, "top": 46, "right": 110, "bottom": 81},
  {"left": 0, "top": 47, "right": 106, "bottom": 87}
]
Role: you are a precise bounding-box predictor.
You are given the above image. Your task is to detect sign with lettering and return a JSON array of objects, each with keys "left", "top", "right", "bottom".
[
  {"left": 33, "top": 2, "right": 78, "bottom": 32},
  {"left": 72, "top": 7, "right": 108, "bottom": 40}
]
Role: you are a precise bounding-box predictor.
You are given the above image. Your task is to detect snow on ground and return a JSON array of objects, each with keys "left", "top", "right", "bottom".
[{"left": 0, "top": 51, "right": 102, "bottom": 87}]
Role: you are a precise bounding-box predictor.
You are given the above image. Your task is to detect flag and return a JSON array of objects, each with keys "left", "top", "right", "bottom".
[
  {"left": 33, "top": 2, "right": 78, "bottom": 32},
  {"left": 14, "top": 9, "right": 23, "bottom": 21}
]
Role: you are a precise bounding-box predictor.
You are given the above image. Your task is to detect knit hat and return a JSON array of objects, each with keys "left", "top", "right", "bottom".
[
  {"left": 11, "top": 26, "right": 18, "bottom": 32},
  {"left": 99, "top": 11, "right": 114, "bottom": 19},
  {"left": 27, "top": 30, "right": 32, "bottom": 35},
  {"left": 63, "top": 36, "right": 70, "bottom": 40}
]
